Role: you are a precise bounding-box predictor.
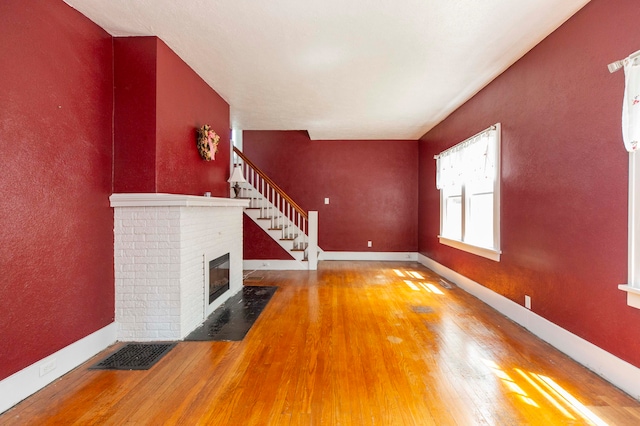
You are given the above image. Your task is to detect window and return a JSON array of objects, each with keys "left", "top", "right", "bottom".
[
  {"left": 435, "top": 124, "right": 501, "bottom": 261},
  {"left": 618, "top": 151, "right": 640, "bottom": 308}
]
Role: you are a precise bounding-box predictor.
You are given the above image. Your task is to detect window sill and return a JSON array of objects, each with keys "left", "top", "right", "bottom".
[
  {"left": 438, "top": 236, "right": 501, "bottom": 262},
  {"left": 618, "top": 284, "right": 640, "bottom": 309}
]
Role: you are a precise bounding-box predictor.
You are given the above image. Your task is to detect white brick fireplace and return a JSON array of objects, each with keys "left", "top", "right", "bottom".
[{"left": 110, "top": 193, "right": 249, "bottom": 341}]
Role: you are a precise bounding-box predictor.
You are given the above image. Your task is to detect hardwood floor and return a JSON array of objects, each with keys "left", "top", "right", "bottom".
[{"left": 2, "top": 261, "right": 640, "bottom": 425}]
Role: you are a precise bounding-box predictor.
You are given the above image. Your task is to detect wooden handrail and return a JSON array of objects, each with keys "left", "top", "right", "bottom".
[{"left": 233, "top": 147, "right": 308, "bottom": 220}]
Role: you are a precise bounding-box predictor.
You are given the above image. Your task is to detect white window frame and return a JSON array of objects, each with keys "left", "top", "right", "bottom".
[
  {"left": 435, "top": 123, "right": 502, "bottom": 261},
  {"left": 619, "top": 151, "right": 640, "bottom": 308}
]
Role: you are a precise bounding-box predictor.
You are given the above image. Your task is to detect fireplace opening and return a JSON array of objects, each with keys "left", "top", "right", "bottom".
[{"left": 209, "top": 253, "right": 230, "bottom": 304}]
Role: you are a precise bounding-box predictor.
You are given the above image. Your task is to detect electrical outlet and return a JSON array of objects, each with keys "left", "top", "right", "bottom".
[
  {"left": 324, "top": 198, "right": 330, "bottom": 205},
  {"left": 39, "top": 359, "right": 56, "bottom": 377},
  {"left": 367, "top": 241, "right": 372, "bottom": 247},
  {"left": 525, "top": 295, "right": 531, "bottom": 310}
]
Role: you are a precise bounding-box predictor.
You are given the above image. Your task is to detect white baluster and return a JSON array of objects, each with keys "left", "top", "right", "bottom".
[
  {"left": 280, "top": 196, "right": 284, "bottom": 238},
  {"left": 277, "top": 193, "right": 281, "bottom": 230},
  {"left": 297, "top": 211, "right": 301, "bottom": 249},
  {"left": 288, "top": 205, "right": 291, "bottom": 239},
  {"left": 284, "top": 202, "right": 287, "bottom": 238},
  {"left": 258, "top": 177, "right": 264, "bottom": 217},
  {"left": 303, "top": 218, "right": 307, "bottom": 250},
  {"left": 270, "top": 185, "right": 274, "bottom": 222}
]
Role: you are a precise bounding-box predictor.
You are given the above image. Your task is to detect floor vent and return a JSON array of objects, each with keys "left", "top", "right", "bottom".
[
  {"left": 411, "top": 305, "right": 435, "bottom": 314},
  {"left": 438, "top": 279, "right": 453, "bottom": 289},
  {"left": 90, "top": 343, "right": 176, "bottom": 371}
]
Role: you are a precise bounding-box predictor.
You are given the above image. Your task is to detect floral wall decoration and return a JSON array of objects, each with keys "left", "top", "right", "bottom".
[{"left": 196, "top": 124, "right": 220, "bottom": 161}]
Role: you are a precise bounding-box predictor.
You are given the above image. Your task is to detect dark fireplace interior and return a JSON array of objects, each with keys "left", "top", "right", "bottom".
[{"left": 209, "top": 253, "right": 230, "bottom": 304}]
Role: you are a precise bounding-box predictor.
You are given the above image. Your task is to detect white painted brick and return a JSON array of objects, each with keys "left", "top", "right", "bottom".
[
  {"left": 127, "top": 323, "right": 147, "bottom": 331},
  {"left": 159, "top": 300, "right": 179, "bottom": 309},
  {"left": 119, "top": 331, "right": 135, "bottom": 340},
  {"left": 120, "top": 234, "right": 135, "bottom": 242},
  {"left": 137, "top": 330, "right": 160, "bottom": 339},
  {"left": 146, "top": 322, "right": 171, "bottom": 331},
  {"left": 157, "top": 330, "right": 178, "bottom": 339},
  {"left": 114, "top": 202, "right": 244, "bottom": 341}
]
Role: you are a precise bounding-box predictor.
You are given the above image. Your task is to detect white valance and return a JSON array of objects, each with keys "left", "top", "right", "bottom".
[{"left": 435, "top": 126, "right": 497, "bottom": 189}]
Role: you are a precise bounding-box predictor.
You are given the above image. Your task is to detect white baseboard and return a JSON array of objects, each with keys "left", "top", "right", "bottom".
[
  {"left": 243, "top": 259, "right": 307, "bottom": 270},
  {"left": 243, "top": 253, "right": 418, "bottom": 270},
  {"left": 418, "top": 253, "right": 640, "bottom": 400},
  {"left": 321, "top": 251, "right": 418, "bottom": 261},
  {"left": 0, "top": 323, "right": 117, "bottom": 414}
]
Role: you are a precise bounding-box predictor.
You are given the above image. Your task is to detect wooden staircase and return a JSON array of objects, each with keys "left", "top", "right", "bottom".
[{"left": 233, "top": 147, "right": 320, "bottom": 270}]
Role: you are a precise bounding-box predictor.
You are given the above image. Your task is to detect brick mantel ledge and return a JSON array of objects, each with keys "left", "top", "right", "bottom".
[{"left": 110, "top": 193, "right": 250, "bottom": 208}]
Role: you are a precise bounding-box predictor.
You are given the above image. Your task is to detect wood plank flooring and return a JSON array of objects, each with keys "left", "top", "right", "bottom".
[{"left": 2, "top": 261, "right": 640, "bottom": 425}]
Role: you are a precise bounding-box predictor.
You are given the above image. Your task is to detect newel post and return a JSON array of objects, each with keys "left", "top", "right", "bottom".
[{"left": 308, "top": 211, "right": 318, "bottom": 270}]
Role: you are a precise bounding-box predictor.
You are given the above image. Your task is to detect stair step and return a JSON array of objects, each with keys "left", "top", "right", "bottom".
[{"left": 239, "top": 174, "right": 319, "bottom": 269}]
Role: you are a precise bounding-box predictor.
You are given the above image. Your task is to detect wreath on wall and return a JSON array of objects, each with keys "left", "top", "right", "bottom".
[{"left": 196, "top": 124, "right": 220, "bottom": 161}]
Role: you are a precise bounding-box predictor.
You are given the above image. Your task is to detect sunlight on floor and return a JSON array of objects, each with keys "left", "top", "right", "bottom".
[
  {"left": 514, "top": 368, "right": 575, "bottom": 419},
  {"left": 402, "top": 275, "right": 445, "bottom": 295},
  {"left": 403, "top": 279, "right": 420, "bottom": 291},
  {"left": 536, "top": 373, "right": 608, "bottom": 426},
  {"left": 480, "top": 359, "right": 608, "bottom": 425},
  {"left": 408, "top": 271, "right": 425, "bottom": 280},
  {"left": 481, "top": 359, "right": 539, "bottom": 408},
  {"left": 423, "top": 283, "right": 444, "bottom": 295}
]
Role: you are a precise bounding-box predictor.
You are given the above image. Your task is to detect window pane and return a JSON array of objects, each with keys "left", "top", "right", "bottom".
[
  {"left": 443, "top": 195, "right": 462, "bottom": 241},
  {"left": 465, "top": 192, "right": 494, "bottom": 248},
  {"left": 467, "top": 177, "right": 493, "bottom": 195}
]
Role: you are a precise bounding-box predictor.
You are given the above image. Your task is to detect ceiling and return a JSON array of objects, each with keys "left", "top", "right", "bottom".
[{"left": 63, "top": 0, "right": 590, "bottom": 140}]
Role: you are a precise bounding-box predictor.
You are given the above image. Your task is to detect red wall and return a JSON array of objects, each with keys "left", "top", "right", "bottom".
[
  {"left": 418, "top": 0, "right": 640, "bottom": 367},
  {"left": 113, "top": 38, "right": 158, "bottom": 193},
  {"left": 0, "top": 0, "right": 114, "bottom": 380},
  {"left": 243, "top": 131, "right": 418, "bottom": 254},
  {"left": 243, "top": 215, "right": 294, "bottom": 260},
  {"left": 156, "top": 40, "right": 230, "bottom": 196},
  {"left": 115, "top": 37, "right": 230, "bottom": 196}
]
